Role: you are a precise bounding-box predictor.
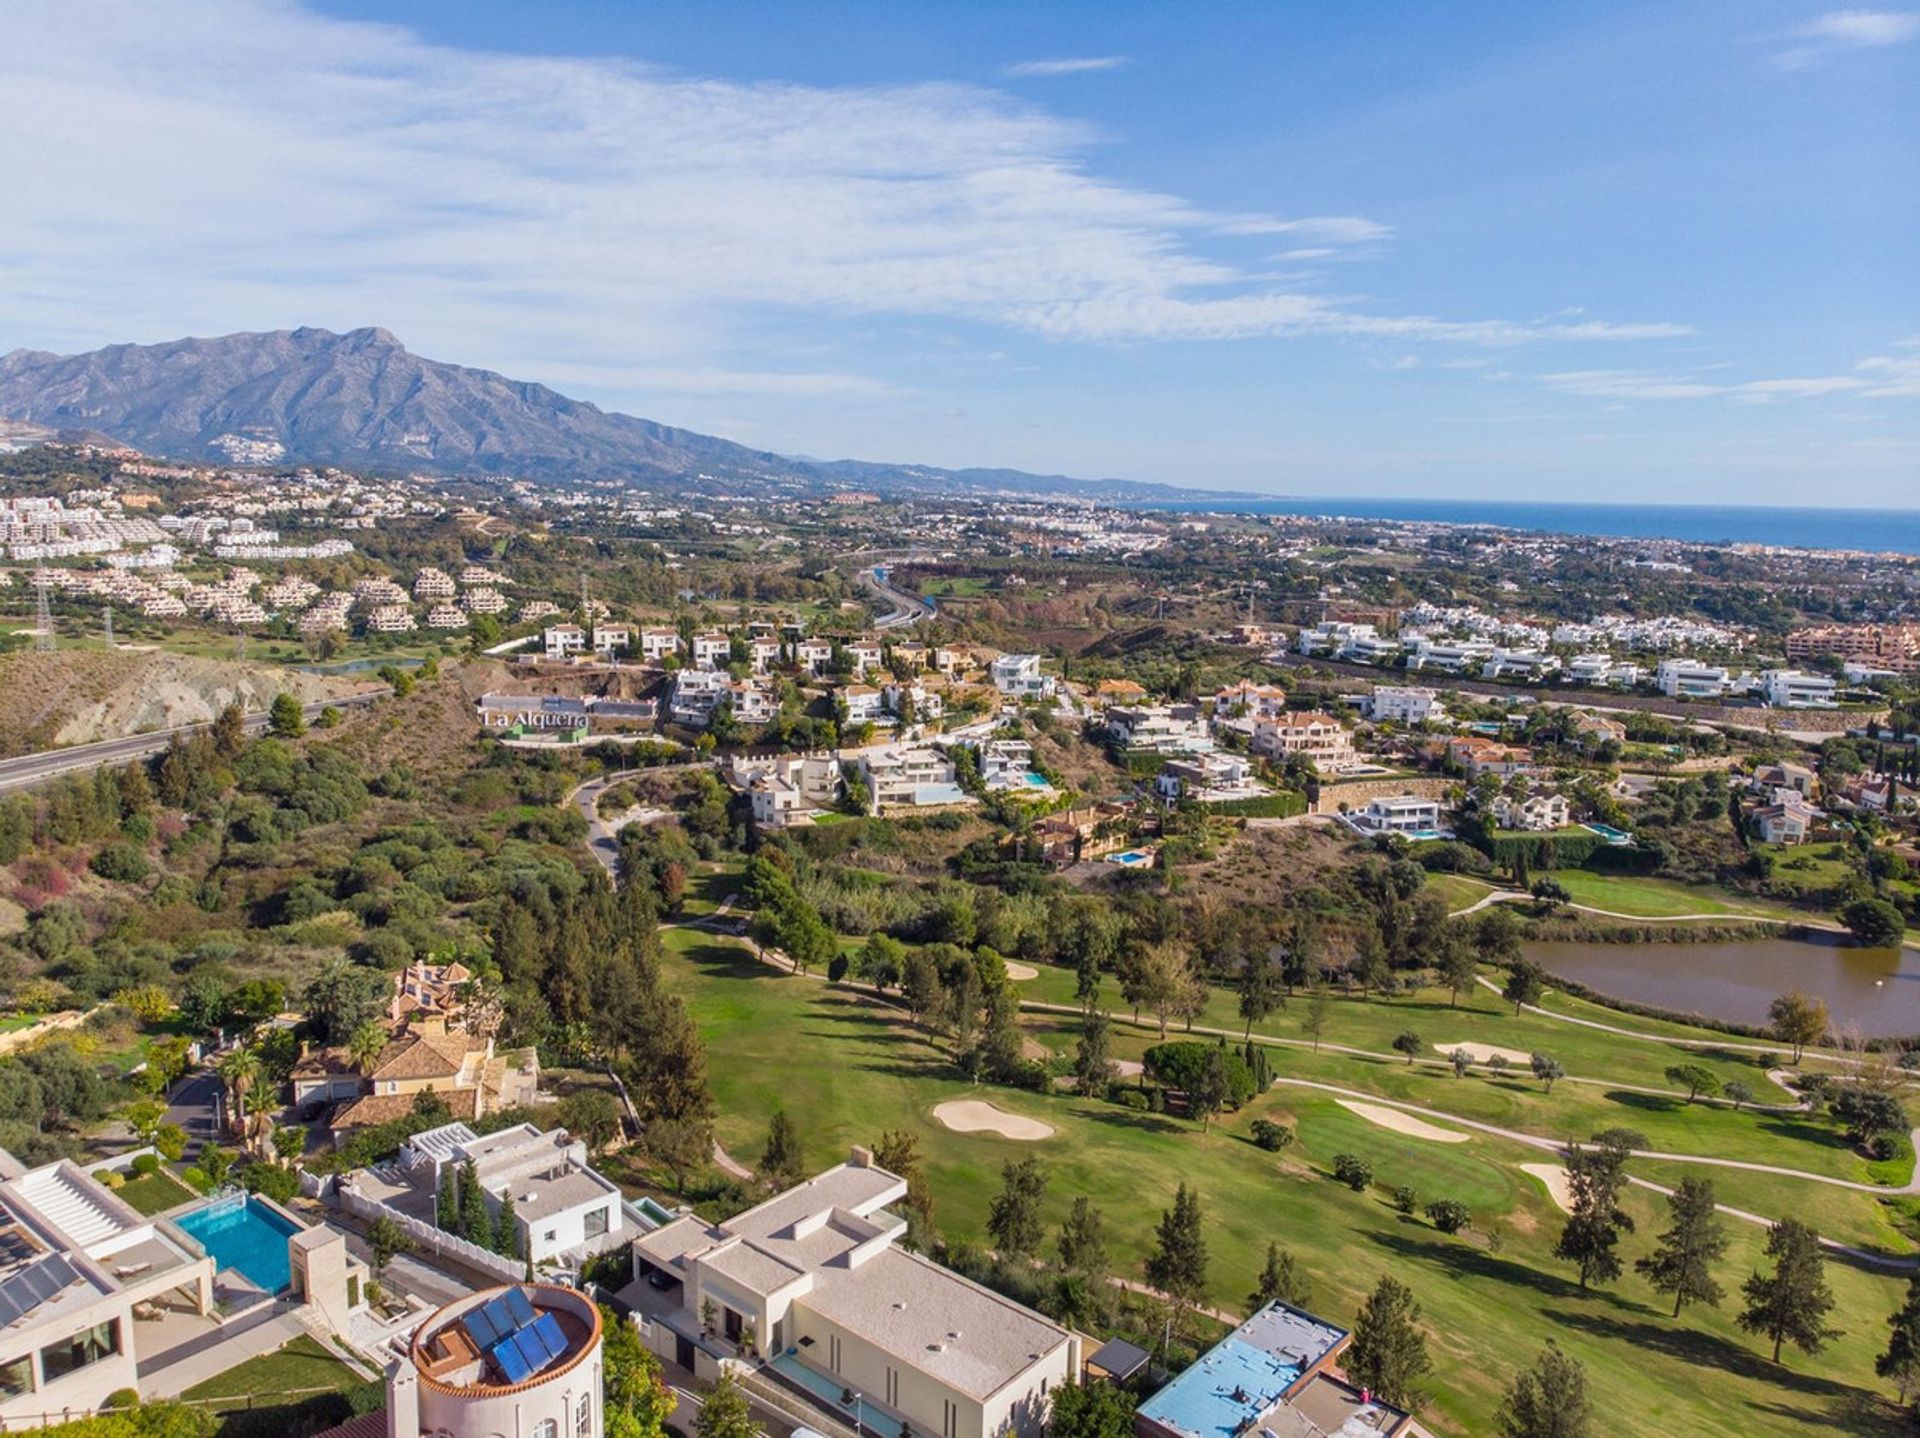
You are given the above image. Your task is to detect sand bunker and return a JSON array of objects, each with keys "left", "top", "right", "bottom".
[
  {"left": 1520, "top": 1164, "right": 1574, "bottom": 1213},
  {"left": 1003, "top": 962, "right": 1040, "bottom": 981},
  {"left": 1434, "top": 1041, "right": 1534, "bottom": 1067},
  {"left": 933, "top": 1099, "right": 1055, "bottom": 1140},
  {"left": 1336, "top": 1100, "right": 1469, "bottom": 1143}
]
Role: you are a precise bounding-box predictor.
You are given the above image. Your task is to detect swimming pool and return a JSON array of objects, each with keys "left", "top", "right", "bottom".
[
  {"left": 1020, "top": 772, "right": 1051, "bottom": 788},
  {"left": 1107, "top": 849, "right": 1153, "bottom": 867},
  {"left": 1583, "top": 822, "right": 1633, "bottom": 844},
  {"left": 175, "top": 1195, "right": 300, "bottom": 1292}
]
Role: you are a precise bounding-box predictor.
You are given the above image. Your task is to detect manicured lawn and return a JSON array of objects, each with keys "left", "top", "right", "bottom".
[
  {"left": 1549, "top": 871, "right": 1805, "bottom": 922},
  {"left": 181, "top": 1335, "right": 363, "bottom": 1404},
  {"left": 1427, "top": 873, "right": 1496, "bottom": 913},
  {"left": 659, "top": 926, "right": 1915, "bottom": 1437},
  {"left": 114, "top": 1168, "right": 196, "bottom": 1216}
]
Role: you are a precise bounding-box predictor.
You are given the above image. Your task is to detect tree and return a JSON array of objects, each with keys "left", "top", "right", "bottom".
[
  {"left": 211, "top": 703, "right": 247, "bottom": 760},
  {"left": 601, "top": 1302, "right": 673, "bottom": 1438},
  {"left": 902, "top": 950, "right": 943, "bottom": 1027},
  {"left": 1451, "top": 1049, "right": 1472, "bottom": 1079},
  {"left": 1046, "top": 1379, "right": 1135, "bottom": 1438},
  {"left": 1144, "top": 1183, "right": 1208, "bottom": 1336},
  {"left": 1345, "top": 1276, "right": 1431, "bottom": 1410},
  {"left": 268, "top": 693, "right": 306, "bottom": 737},
  {"left": 645, "top": 1114, "right": 713, "bottom": 1194},
  {"left": 762, "top": 1109, "right": 804, "bottom": 1189},
  {"left": 1332, "top": 1154, "right": 1373, "bottom": 1192},
  {"left": 456, "top": 1158, "right": 492, "bottom": 1248},
  {"left": 218, "top": 1047, "right": 261, "bottom": 1133},
  {"left": 1074, "top": 1012, "right": 1117, "bottom": 1094},
  {"left": 367, "top": 1214, "right": 410, "bottom": 1280},
  {"left": 1530, "top": 1054, "right": 1564, "bottom": 1093},
  {"left": 695, "top": 1370, "right": 756, "bottom": 1438},
  {"left": 1496, "top": 1342, "right": 1592, "bottom": 1438},
  {"left": 1300, "top": 986, "right": 1332, "bottom": 1053},
  {"left": 303, "top": 961, "right": 390, "bottom": 1044},
  {"left": 347, "top": 1020, "right": 388, "bottom": 1076},
  {"left": 1554, "top": 1141, "right": 1635, "bottom": 1291},
  {"left": 1392, "top": 1030, "right": 1422, "bottom": 1065},
  {"left": 1841, "top": 897, "right": 1906, "bottom": 948},
  {"left": 1477, "top": 905, "right": 1524, "bottom": 966},
  {"left": 1664, "top": 1064, "right": 1721, "bottom": 1104},
  {"left": 1250, "top": 1118, "right": 1295, "bottom": 1152},
  {"left": 437, "top": 1169, "right": 460, "bottom": 1230},
  {"left": 1739, "top": 1219, "right": 1839, "bottom": 1364},
  {"left": 1635, "top": 1177, "right": 1728, "bottom": 1317},
  {"left": 1832, "top": 1083, "right": 1909, "bottom": 1153},
  {"left": 1129, "top": 942, "right": 1202, "bottom": 1039},
  {"left": 1191, "top": 1046, "right": 1232, "bottom": 1130},
  {"left": 1878, "top": 1273, "right": 1920, "bottom": 1405},
  {"left": 875, "top": 1129, "right": 937, "bottom": 1249},
  {"left": 986, "top": 1156, "right": 1049, "bottom": 1263},
  {"left": 1503, "top": 962, "right": 1545, "bottom": 1015},
  {"left": 1425, "top": 1199, "right": 1471, "bottom": 1235},
  {"left": 1768, "top": 990, "right": 1828, "bottom": 1063},
  {"left": 1238, "top": 947, "right": 1284, "bottom": 1038},
  {"left": 494, "top": 1192, "right": 521, "bottom": 1258},
  {"left": 1437, "top": 930, "right": 1478, "bottom": 1009},
  {"left": 1724, "top": 1080, "right": 1754, "bottom": 1112},
  {"left": 1250, "top": 1243, "right": 1311, "bottom": 1309},
  {"left": 1056, "top": 1197, "right": 1110, "bottom": 1285}
]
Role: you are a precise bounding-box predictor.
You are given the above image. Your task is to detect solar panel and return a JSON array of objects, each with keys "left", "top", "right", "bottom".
[
  {"left": 511, "top": 1331, "right": 548, "bottom": 1373},
  {"left": 464, "top": 1304, "right": 503, "bottom": 1347},
  {"left": 491, "top": 1338, "right": 533, "bottom": 1385},
  {"left": 531, "top": 1313, "right": 567, "bottom": 1362},
  {"left": 503, "top": 1287, "right": 537, "bottom": 1327}
]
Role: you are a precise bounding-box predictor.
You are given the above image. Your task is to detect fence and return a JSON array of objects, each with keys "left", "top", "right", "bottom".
[{"left": 330, "top": 1183, "right": 525, "bottom": 1283}]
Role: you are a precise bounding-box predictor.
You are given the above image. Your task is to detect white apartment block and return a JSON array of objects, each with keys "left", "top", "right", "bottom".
[
  {"left": 1655, "top": 659, "right": 1731, "bottom": 699},
  {"left": 1364, "top": 687, "right": 1444, "bottom": 725},
  {"left": 413, "top": 568, "right": 456, "bottom": 600},
  {"left": 631, "top": 1156, "right": 1074, "bottom": 1438},
  {"left": 426, "top": 605, "right": 468, "bottom": 631},
  {"left": 461, "top": 588, "right": 508, "bottom": 616},
  {"left": 367, "top": 604, "right": 417, "bottom": 634}
]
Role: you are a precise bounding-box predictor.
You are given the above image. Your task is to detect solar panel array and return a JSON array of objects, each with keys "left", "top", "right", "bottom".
[
  {"left": 462, "top": 1288, "right": 570, "bottom": 1385},
  {"left": 0, "top": 1253, "right": 81, "bottom": 1327}
]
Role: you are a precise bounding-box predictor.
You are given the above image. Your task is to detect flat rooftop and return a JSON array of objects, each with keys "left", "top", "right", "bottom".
[{"left": 1137, "top": 1303, "right": 1347, "bottom": 1438}]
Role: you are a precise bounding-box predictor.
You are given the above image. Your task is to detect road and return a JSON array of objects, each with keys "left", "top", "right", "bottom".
[
  {"left": 163, "top": 1071, "right": 224, "bottom": 1160},
  {"left": 859, "top": 564, "right": 931, "bottom": 629},
  {"left": 0, "top": 691, "right": 386, "bottom": 795}
]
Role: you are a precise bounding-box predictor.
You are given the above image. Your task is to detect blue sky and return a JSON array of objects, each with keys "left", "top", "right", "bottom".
[{"left": 1, "top": 1, "right": 1915, "bottom": 503}]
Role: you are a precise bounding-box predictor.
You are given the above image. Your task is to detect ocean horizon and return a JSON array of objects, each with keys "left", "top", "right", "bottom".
[{"left": 1139, "top": 496, "right": 1920, "bottom": 557}]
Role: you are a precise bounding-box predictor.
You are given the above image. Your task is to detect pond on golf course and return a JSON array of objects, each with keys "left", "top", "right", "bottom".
[{"left": 1524, "top": 934, "right": 1920, "bottom": 1038}]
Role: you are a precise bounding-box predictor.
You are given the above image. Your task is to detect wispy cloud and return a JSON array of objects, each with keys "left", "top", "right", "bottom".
[
  {"left": 1543, "top": 345, "right": 1920, "bottom": 402},
  {"left": 1769, "top": 9, "right": 1920, "bottom": 67},
  {"left": 0, "top": 0, "right": 1685, "bottom": 394},
  {"left": 1004, "top": 56, "right": 1128, "bottom": 78}
]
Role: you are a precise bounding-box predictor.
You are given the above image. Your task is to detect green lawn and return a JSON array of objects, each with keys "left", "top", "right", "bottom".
[
  {"left": 1548, "top": 871, "right": 1806, "bottom": 922},
  {"left": 1427, "top": 873, "right": 1496, "bottom": 913},
  {"left": 659, "top": 926, "right": 1916, "bottom": 1437},
  {"left": 114, "top": 1168, "right": 195, "bottom": 1216},
  {"left": 181, "top": 1335, "right": 364, "bottom": 1404}
]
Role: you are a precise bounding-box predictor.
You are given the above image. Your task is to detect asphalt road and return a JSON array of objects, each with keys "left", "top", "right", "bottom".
[
  {"left": 861, "top": 565, "right": 931, "bottom": 629},
  {"left": 0, "top": 691, "right": 385, "bottom": 795}
]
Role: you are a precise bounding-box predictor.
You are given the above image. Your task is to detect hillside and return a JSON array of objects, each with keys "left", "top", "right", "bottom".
[{"left": 0, "top": 327, "right": 1220, "bottom": 502}]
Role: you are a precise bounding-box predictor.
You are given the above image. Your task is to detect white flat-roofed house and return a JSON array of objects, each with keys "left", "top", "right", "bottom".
[
  {"left": 1154, "top": 752, "right": 1253, "bottom": 800},
  {"left": 544, "top": 625, "right": 588, "bottom": 660},
  {"left": 630, "top": 1155, "right": 1074, "bottom": 1438},
  {"left": 796, "top": 639, "right": 835, "bottom": 675},
  {"left": 1407, "top": 638, "right": 1496, "bottom": 673},
  {"left": 1491, "top": 792, "right": 1572, "bottom": 831},
  {"left": 640, "top": 627, "right": 680, "bottom": 663},
  {"left": 1356, "top": 794, "right": 1444, "bottom": 834},
  {"left": 1364, "top": 687, "right": 1445, "bottom": 725},
  {"left": 991, "top": 653, "right": 1055, "bottom": 698},
  {"left": 1338, "top": 632, "right": 1403, "bottom": 665},
  {"left": 1481, "top": 649, "right": 1561, "bottom": 681},
  {"left": 1105, "top": 705, "right": 1210, "bottom": 755},
  {"left": 0, "top": 1151, "right": 218, "bottom": 1424},
  {"left": 838, "top": 684, "right": 884, "bottom": 724},
  {"left": 730, "top": 754, "right": 843, "bottom": 828},
  {"left": 691, "top": 632, "right": 732, "bottom": 670},
  {"left": 1251, "top": 712, "right": 1357, "bottom": 771},
  {"left": 1656, "top": 659, "right": 1731, "bottom": 699},
  {"left": 1296, "top": 621, "right": 1374, "bottom": 656},
  {"left": 668, "top": 669, "right": 730, "bottom": 727},
  {"left": 748, "top": 637, "right": 783, "bottom": 673},
  {"left": 860, "top": 748, "right": 972, "bottom": 813},
  {"left": 393, "top": 1123, "right": 629, "bottom": 1266},
  {"left": 1762, "top": 669, "right": 1838, "bottom": 709}
]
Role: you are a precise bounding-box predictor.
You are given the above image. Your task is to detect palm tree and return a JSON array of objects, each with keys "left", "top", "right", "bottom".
[
  {"left": 218, "top": 1047, "right": 261, "bottom": 1135},
  {"left": 348, "top": 1020, "right": 390, "bottom": 1076}
]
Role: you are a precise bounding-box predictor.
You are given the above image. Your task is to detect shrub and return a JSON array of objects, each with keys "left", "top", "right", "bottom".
[
  {"left": 129, "top": 1153, "right": 161, "bottom": 1177},
  {"left": 1111, "top": 1088, "right": 1150, "bottom": 1111},
  {"left": 1332, "top": 1153, "right": 1373, "bottom": 1191},
  {"left": 1425, "top": 1198, "right": 1472, "bottom": 1234},
  {"left": 1250, "top": 1118, "right": 1295, "bottom": 1152},
  {"left": 827, "top": 954, "right": 850, "bottom": 983},
  {"left": 90, "top": 843, "right": 152, "bottom": 884},
  {"left": 1391, "top": 1185, "right": 1418, "bottom": 1215}
]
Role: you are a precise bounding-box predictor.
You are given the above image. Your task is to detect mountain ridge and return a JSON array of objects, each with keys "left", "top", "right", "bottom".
[{"left": 0, "top": 327, "right": 1227, "bottom": 502}]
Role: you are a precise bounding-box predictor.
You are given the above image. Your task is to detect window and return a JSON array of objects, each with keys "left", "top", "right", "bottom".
[
  {"left": 532, "top": 1419, "right": 557, "bottom": 1438},
  {"left": 577, "top": 1395, "right": 591, "bottom": 1436},
  {"left": 0, "top": 1354, "right": 33, "bottom": 1401},
  {"left": 40, "top": 1320, "right": 118, "bottom": 1384},
  {"left": 583, "top": 1207, "right": 610, "bottom": 1240}
]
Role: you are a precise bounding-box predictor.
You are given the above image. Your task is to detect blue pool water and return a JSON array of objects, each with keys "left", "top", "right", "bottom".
[
  {"left": 175, "top": 1196, "right": 300, "bottom": 1292},
  {"left": 770, "top": 1353, "right": 918, "bottom": 1438},
  {"left": 1584, "top": 822, "right": 1633, "bottom": 844},
  {"left": 1108, "top": 849, "right": 1152, "bottom": 866},
  {"left": 1020, "top": 772, "right": 1051, "bottom": 787}
]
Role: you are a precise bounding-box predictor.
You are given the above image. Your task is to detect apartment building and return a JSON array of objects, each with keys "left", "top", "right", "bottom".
[
  {"left": 1251, "top": 712, "right": 1356, "bottom": 770},
  {"left": 1364, "top": 686, "right": 1444, "bottom": 725}
]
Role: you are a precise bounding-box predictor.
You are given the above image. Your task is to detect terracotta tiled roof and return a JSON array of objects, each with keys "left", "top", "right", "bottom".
[
  {"left": 330, "top": 1087, "right": 482, "bottom": 1131},
  {"left": 369, "top": 1028, "right": 477, "bottom": 1083}
]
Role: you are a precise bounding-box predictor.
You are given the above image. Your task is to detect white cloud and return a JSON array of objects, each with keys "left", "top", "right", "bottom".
[
  {"left": 1542, "top": 349, "right": 1920, "bottom": 402},
  {"left": 1770, "top": 9, "right": 1920, "bottom": 66},
  {"left": 1004, "top": 56, "right": 1128, "bottom": 78},
  {"left": 0, "top": 0, "right": 1684, "bottom": 387}
]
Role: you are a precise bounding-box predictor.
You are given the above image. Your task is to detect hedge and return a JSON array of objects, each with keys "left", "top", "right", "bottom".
[
  {"left": 1484, "top": 828, "right": 1604, "bottom": 871},
  {"left": 1207, "top": 791, "right": 1308, "bottom": 819}
]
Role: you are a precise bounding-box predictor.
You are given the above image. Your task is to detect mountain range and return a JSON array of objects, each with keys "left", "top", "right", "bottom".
[{"left": 0, "top": 327, "right": 1218, "bottom": 502}]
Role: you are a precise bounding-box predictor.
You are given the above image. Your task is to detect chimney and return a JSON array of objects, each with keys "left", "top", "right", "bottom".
[{"left": 849, "top": 1144, "right": 873, "bottom": 1169}]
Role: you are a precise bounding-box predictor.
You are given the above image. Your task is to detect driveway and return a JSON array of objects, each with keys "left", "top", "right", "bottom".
[{"left": 165, "top": 1071, "right": 224, "bottom": 1158}]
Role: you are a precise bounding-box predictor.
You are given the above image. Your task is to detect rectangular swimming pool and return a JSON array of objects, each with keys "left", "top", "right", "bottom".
[{"left": 175, "top": 1195, "right": 300, "bottom": 1292}]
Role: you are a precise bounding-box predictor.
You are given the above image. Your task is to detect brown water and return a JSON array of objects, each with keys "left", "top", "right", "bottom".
[{"left": 1525, "top": 936, "right": 1920, "bottom": 1037}]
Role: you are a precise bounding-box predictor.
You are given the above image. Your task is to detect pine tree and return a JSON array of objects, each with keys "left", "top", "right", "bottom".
[
  {"left": 1496, "top": 1342, "right": 1592, "bottom": 1438},
  {"left": 1635, "top": 1177, "right": 1728, "bottom": 1317},
  {"left": 1056, "top": 1197, "right": 1110, "bottom": 1284},
  {"left": 986, "top": 1156, "right": 1049, "bottom": 1263},
  {"left": 1345, "top": 1276, "right": 1431, "bottom": 1411},
  {"left": 762, "top": 1108, "right": 804, "bottom": 1189},
  {"left": 1075, "top": 1012, "right": 1117, "bottom": 1094},
  {"left": 1238, "top": 947, "right": 1283, "bottom": 1037},
  {"left": 1878, "top": 1274, "right": 1920, "bottom": 1405},
  {"left": 1738, "top": 1219, "right": 1840, "bottom": 1364},
  {"left": 1144, "top": 1184, "right": 1208, "bottom": 1338},
  {"left": 1249, "top": 1243, "right": 1311, "bottom": 1311},
  {"left": 1554, "top": 1142, "right": 1635, "bottom": 1291}
]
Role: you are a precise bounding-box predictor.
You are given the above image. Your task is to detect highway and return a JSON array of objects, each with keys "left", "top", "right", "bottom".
[
  {"left": 0, "top": 690, "right": 386, "bottom": 796},
  {"left": 861, "top": 562, "right": 932, "bottom": 629}
]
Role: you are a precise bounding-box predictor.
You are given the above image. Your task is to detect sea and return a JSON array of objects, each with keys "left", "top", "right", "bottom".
[{"left": 1139, "top": 497, "right": 1920, "bottom": 558}]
